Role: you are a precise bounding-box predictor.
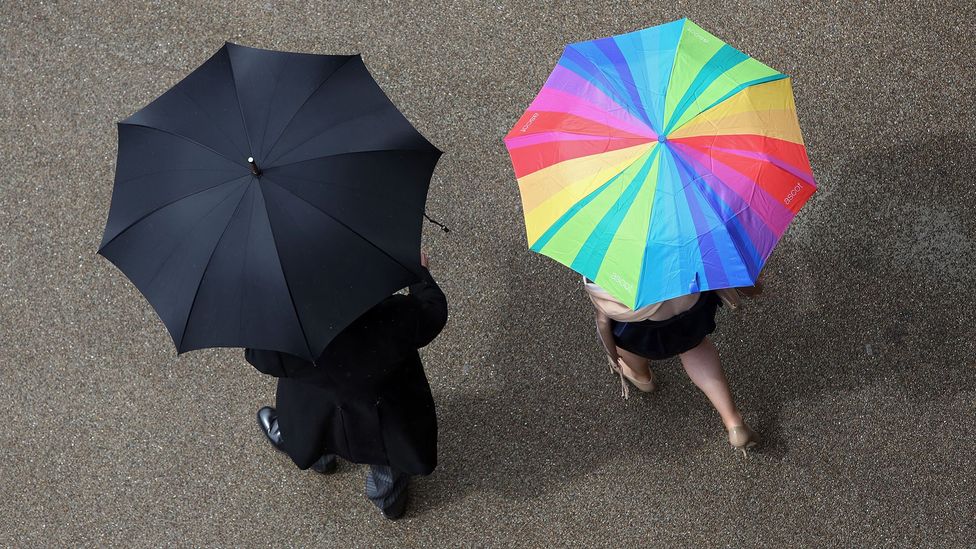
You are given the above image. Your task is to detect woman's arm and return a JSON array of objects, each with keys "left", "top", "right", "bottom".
[{"left": 593, "top": 308, "right": 620, "bottom": 367}]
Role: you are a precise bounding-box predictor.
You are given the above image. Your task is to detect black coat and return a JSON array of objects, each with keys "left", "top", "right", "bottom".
[{"left": 245, "top": 269, "right": 447, "bottom": 475}]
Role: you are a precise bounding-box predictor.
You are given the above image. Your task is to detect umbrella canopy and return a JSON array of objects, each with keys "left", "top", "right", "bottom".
[
  {"left": 504, "top": 19, "right": 816, "bottom": 309},
  {"left": 99, "top": 43, "right": 441, "bottom": 361}
]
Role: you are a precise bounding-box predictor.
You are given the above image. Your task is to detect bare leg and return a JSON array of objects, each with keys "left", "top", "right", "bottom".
[
  {"left": 616, "top": 346, "right": 653, "bottom": 383},
  {"left": 678, "top": 337, "right": 744, "bottom": 429}
]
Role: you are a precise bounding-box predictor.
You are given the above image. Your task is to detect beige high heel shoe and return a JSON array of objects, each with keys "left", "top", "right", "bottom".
[
  {"left": 727, "top": 424, "right": 759, "bottom": 457},
  {"left": 608, "top": 357, "right": 656, "bottom": 399}
]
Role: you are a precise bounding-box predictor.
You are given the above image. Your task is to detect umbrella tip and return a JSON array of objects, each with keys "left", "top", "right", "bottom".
[{"left": 247, "top": 157, "right": 262, "bottom": 176}]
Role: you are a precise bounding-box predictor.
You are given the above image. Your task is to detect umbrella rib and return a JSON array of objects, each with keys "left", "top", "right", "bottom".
[
  {"left": 261, "top": 174, "right": 418, "bottom": 278},
  {"left": 177, "top": 186, "right": 253, "bottom": 350},
  {"left": 566, "top": 48, "right": 657, "bottom": 135},
  {"left": 99, "top": 174, "right": 251, "bottom": 252},
  {"left": 112, "top": 182, "right": 250, "bottom": 350},
  {"left": 268, "top": 147, "right": 438, "bottom": 170},
  {"left": 255, "top": 56, "right": 290, "bottom": 159},
  {"left": 257, "top": 190, "right": 317, "bottom": 360},
  {"left": 505, "top": 126, "right": 656, "bottom": 142},
  {"left": 264, "top": 103, "right": 402, "bottom": 167},
  {"left": 229, "top": 187, "right": 316, "bottom": 359},
  {"left": 118, "top": 122, "right": 244, "bottom": 167},
  {"left": 263, "top": 241, "right": 314, "bottom": 360},
  {"left": 177, "top": 88, "right": 249, "bottom": 159},
  {"left": 669, "top": 146, "right": 755, "bottom": 281},
  {"left": 530, "top": 144, "right": 651, "bottom": 252},
  {"left": 224, "top": 50, "right": 256, "bottom": 157},
  {"left": 262, "top": 56, "right": 356, "bottom": 162},
  {"left": 657, "top": 28, "right": 685, "bottom": 133},
  {"left": 114, "top": 167, "right": 242, "bottom": 186},
  {"left": 237, "top": 191, "right": 257, "bottom": 349},
  {"left": 666, "top": 75, "right": 787, "bottom": 138}
]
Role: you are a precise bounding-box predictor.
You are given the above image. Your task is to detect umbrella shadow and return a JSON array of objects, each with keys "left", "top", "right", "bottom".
[
  {"left": 414, "top": 132, "right": 976, "bottom": 510},
  {"left": 415, "top": 248, "right": 740, "bottom": 510},
  {"left": 708, "top": 132, "right": 976, "bottom": 457}
]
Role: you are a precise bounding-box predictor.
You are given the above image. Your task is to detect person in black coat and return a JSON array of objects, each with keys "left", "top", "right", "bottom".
[{"left": 245, "top": 252, "right": 447, "bottom": 520}]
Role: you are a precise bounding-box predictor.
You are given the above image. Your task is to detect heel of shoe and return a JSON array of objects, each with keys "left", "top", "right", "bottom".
[
  {"left": 617, "top": 358, "right": 656, "bottom": 393},
  {"left": 728, "top": 424, "right": 759, "bottom": 456}
]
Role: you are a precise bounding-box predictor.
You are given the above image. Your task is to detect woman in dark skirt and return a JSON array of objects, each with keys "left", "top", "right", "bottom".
[{"left": 585, "top": 278, "right": 760, "bottom": 455}]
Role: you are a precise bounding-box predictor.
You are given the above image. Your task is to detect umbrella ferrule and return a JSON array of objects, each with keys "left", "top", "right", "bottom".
[{"left": 247, "top": 156, "right": 262, "bottom": 176}]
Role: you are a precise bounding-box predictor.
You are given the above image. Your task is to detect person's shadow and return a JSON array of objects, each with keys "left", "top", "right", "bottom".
[{"left": 414, "top": 132, "right": 976, "bottom": 511}]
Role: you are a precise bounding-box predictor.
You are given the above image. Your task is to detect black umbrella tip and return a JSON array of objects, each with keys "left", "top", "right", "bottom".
[{"left": 247, "top": 157, "right": 262, "bottom": 176}]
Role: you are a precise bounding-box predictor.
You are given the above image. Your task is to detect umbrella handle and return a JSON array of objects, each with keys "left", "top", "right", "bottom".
[
  {"left": 247, "top": 157, "right": 262, "bottom": 176},
  {"left": 423, "top": 212, "right": 450, "bottom": 233}
]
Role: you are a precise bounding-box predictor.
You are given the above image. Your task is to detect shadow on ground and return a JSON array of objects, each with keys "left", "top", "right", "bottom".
[{"left": 415, "top": 133, "right": 976, "bottom": 511}]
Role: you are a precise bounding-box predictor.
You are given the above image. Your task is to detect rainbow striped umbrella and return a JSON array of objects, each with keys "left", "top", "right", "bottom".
[{"left": 504, "top": 19, "right": 816, "bottom": 309}]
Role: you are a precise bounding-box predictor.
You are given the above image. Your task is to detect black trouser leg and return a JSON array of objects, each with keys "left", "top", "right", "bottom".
[
  {"left": 311, "top": 454, "right": 337, "bottom": 474},
  {"left": 364, "top": 465, "right": 410, "bottom": 516}
]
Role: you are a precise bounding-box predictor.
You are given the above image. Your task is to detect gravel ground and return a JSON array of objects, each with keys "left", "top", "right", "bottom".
[{"left": 1, "top": 0, "right": 974, "bottom": 547}]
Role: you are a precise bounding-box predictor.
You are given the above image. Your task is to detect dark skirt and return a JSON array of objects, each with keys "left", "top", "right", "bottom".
[{"left": 611, "top": 292, "right": 721, "bottom": 360}]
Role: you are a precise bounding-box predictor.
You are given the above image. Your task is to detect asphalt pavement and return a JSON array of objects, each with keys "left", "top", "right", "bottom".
[{"left": 1, "top": 0, "right": 974, "bottom": 546}]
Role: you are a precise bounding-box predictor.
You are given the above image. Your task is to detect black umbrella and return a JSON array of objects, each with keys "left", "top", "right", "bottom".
[{"left": 98, "top": 43, "right": 442, "bottom": 361}]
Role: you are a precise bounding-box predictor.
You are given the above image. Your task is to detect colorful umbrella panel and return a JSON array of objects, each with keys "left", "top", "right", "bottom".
[{"left": 504, "top": 19, "right": 816, "bottom": 309}]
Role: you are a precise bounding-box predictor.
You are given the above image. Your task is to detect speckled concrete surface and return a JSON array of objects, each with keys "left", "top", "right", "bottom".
[{"left": 2, "top": 0, "right": 975, "bottom": 546}]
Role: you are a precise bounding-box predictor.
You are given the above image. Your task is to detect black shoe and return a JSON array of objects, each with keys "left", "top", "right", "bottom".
[
  {"left": 256, "top": 406, "right": 284, "bottom": 452},
  {"left": 311, "top": 454, "right": 338, "bottom": 475},
  {"left": 381, "top": 485, "right": 409, "bottom": 520}
]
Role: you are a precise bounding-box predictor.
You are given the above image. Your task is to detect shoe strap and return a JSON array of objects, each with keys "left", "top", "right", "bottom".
[{"left": 608, "top": 357, "right": 630, "bottom": 400}]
